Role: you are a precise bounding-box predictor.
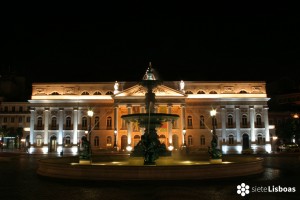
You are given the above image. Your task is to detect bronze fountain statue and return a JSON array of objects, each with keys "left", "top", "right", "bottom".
[{"left": 121, "top": 63, "right": 179, "bottom": 165}]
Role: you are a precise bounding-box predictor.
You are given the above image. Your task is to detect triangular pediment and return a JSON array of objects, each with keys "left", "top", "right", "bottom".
[{"left": 114, "top": 84, "right": 185, "bottom": 98}]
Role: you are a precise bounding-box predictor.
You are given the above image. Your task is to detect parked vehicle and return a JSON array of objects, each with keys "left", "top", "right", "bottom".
[{"left": 278, "top": 143, "right": 300, "bottom": 152}]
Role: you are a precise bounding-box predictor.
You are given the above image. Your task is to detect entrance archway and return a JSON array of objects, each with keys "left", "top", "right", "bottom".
[
  {"left": 49, "top": 135, "right": 57, "bottom": 152},
  {"left": 121, "top": 135, "right": 128, "bottom": 151},
  {"left": 242, "top": 134, "right": 250, "bottom": 150}
]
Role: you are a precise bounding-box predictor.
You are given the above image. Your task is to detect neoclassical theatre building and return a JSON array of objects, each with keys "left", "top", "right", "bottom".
[{"left": 27, "top": 74, "right": 271, "bottom": 154}]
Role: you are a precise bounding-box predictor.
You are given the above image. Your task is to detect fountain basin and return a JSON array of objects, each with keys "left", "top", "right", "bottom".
[{"left": 37, "top": 155, "right": 264, "bottom": 181}]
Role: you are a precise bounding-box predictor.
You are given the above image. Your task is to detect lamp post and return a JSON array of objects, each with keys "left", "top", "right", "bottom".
[
  {"left": 210, "top": 109, "right": 217, "bottom": 145},
  {"left": 272, "top": 136, "right": 278, "bottom": 152},
  {"left": 87, "top": 109, "right": 94, "bottom": 163},
  {"left": 292, "top": 113, "right": 299, "bottom": 144},
  {"left": 209, "top": 108, "right": 222, "bottom": 163}
]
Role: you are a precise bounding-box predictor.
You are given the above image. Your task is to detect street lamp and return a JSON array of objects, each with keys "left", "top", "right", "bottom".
[
  {"left": 87, "top": 109, "right": 94, "bottom": 163},
  {"left": 292, "top": 113, "right": 299, "bottom": 144},
  {"left": 209, "top": 108, "right": 222, "bottom": 162},
  {"left": 210, "top": 109, "right": 217, "bottom": 139}
]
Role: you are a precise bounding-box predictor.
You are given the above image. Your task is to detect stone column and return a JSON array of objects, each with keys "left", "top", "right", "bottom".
[
  {"left": 127, "top": 105, "right": 132, "bottom": 146},
  {"left": 221, "top": 106, "right": 226, "bottom": 145},
  {"left": 73, "top": 108, "right": 78, "bottom": 145},
  {"left": 168, "top": 104, "right": 173, "bottom": 145},
  {"left": 263, "top": 106, "right": 270, "bottom": 142},
  {"left": 250, "top": 106, "right": 255, "bottom": 142},
  {"left": 181, "top": 104, "right": 186, "bottom": 145},
  {"left": 29, "top": 108, "right": 35, "bottom": 146},
  {"left": 235, "top": 106, "right": 241, "bottom": 143},
  {"left": 114, "top": 105, "right": 119, "bottom": 146},
  {"left": 58, "top": 108, "right": 64, "bottom": 145},
  {"left": 44, "top": 108, "right": 49, "bottom": 145}
]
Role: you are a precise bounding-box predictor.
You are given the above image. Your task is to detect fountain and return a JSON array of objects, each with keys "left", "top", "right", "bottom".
[
  {"left": 121, "top": 64, "right": 179, "bottom": 165},
  {"left": 36, "top": 63, "right": 265, "bottom": 181}
]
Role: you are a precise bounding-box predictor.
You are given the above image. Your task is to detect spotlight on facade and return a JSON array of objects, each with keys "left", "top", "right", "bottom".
[
  {"left": 168, "top": 145, "right": 174, "bottom": 151},
  {"left": 126, "top": 145, "right": 133, "bottom": 152}
]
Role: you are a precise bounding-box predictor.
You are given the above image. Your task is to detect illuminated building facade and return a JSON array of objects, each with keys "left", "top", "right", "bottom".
[{"left": 24, "top": 79, "right": 271, "bottom": 154}]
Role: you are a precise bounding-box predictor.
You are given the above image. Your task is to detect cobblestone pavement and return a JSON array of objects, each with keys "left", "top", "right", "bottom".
[{"left": 0, "top": 151, "right": 300, "bottom": 200}]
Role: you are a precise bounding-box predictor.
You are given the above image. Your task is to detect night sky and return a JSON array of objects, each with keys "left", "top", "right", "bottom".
[{"left": 3, "top": 4, "right": 300, "bottom": 84}]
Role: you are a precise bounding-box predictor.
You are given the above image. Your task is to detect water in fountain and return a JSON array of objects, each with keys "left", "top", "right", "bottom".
[{"left": 121, "top": 63, "right": 179, "bottom": 165}]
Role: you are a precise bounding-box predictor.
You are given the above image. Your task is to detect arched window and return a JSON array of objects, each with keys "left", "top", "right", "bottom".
[
  {"left": 209, "top": 91, "right": 217, "bottom": 94},
  {"left": 106, "top": 91, "right": 113, "bottom": 95},
  {"left": 64, "top": 135, "right": 71, "bottom": 145},
  {"left": 187, "top": 116, "right": 193, "bottom": 128},
  {"left": 51, "top": 117, "right": 57, "bottom": 128},
  {"left": 93, "top": 91, "right": 101, "bottom": 95},
  {"left": 82, "top": 117, "right": 87, "bottom": 129},
  {"left": 256, "top": 115, "right": 262, "bottom": 126},
  {"left": 36, "top": 134, "right": 43, "bottom": 146},
  {"left": 229, "top": 134, "right": 234, "bottom": 145},
  {"left": 185, "top": 91, "right": 193, "bottom": 94},
  {"left": 121, "top": 135, "right": 128, "bottom": 151},
  {"left": 66, "top": 117, "right": 71, "bottom": 129},
  {"left": 106, "top": 136, "right": 112, "bottom": 147},
  {"left": 81, "top": 91, "right": 90, "bottom": 95},
  {"left": 197, "top": 90, "right": 205, "bottom": 94},
  {"left": 121, "top": 119, "right": 127, "bottom": 130},
  {"left": 200, "top": 115, "right": 205, "bottom": 129},
  {"left": 106, "top": 117, "right": 112, "bottom": 129},
  {"left": 95, "top": 116, "right": 99, "bottom": 129},
  {"left": 257, "top": 134, "right": 264, "bottom": 145},
  {"left": 188, "top": 135, "right": 193, "bottom": 146},
  {"left": 242, "top": 114, "right": 247, "bottom": 127},
  {"left": 94, "top": 136, "right": 100, "bottom": 147},
  {"left": 200, "top": 135, "right": 205, "bottom": 145},
  {"left": 228, "top": 115, "right": 233, "bottom": 127},
  {"left": 37, "top": 117, "right": 43, "bottom": 128},
  {"left": 51, "top": 92, "right": 60, "bottom": 95}
]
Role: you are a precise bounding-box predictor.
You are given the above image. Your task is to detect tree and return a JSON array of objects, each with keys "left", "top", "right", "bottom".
[{"left": 276, "top": 118, "right": 300, "bottom": 143}]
